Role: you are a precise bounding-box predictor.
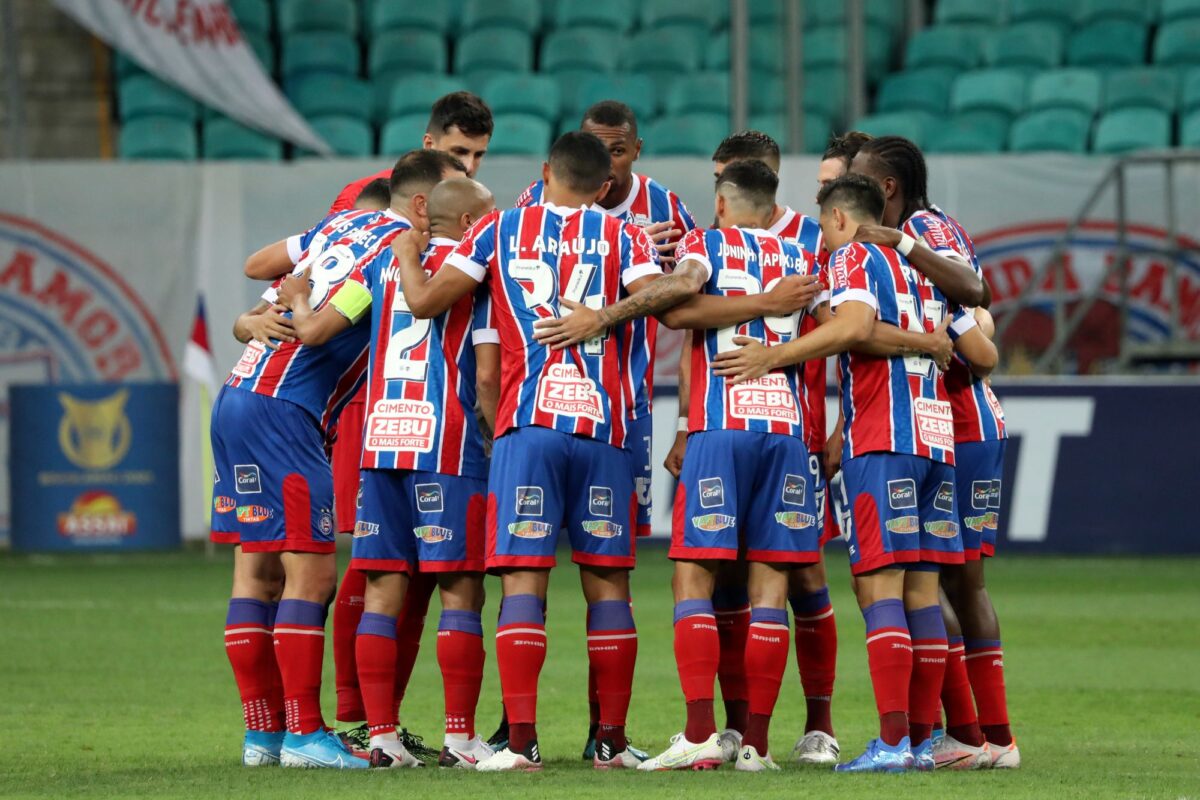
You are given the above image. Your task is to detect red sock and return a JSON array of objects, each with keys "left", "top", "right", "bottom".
[
  {"left": 966, "top": 638, "right": 1012, "bottom": 746},
  {"left": 437, "top": 610, "right": 484, "bottom": 738},
  {"left": 790, "top": 588, "right": 837, "bottom": 735},
  {"left": 906, "top": 606, "right": 948, "bottom": 745},
  {"left": 393, "top": 572, "right": 435, "bottom": 715},
  {"left": 587, "top": 601, "right": 637, "bottom": 748},
  {"left": 674, "top": 600, "right": 719, "bottom": 742},
  {"left": 587, "top": 668, "right": 600, "bottom": 727},
  {"left": 862, "top": 599, "right": 911, "bottom": 746},
  {"left": 332, "top": 566, "right": 367, "bottom": 723},
  {"left": 496, "top": 594, "right": 546, "bottom": 749},
  {"left": 225, "top": 599, "right": 284, "bottom": 732},
  {"left": 356, "top": 612, "right": 397, "bottom": 737},
  {"left": 273, "top": 599, "right": 328, "bottom": 735},
  {"left": 942, "top": 636, "right": 984, "bottom": 746},
  {"left": 742, "top": 607, "right": 790, "bottom": 754},
  {"left": 714, "top": 592, "right": 750, "bottom": 732},
  {"left": 266, "top": 602, "right": 285, "bottom": 730}
]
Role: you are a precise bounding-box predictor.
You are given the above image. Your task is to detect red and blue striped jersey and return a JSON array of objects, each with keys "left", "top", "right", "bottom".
[
  {"left": 335, "top": 238, "right": 495, "bottom": 478},
  {"left": 225, "top": 209, "right": 410, "bottom": 431},
  {"left": 516, "top": 173, "right": 696, "bottom": 418},
  {"left": 903, "top": 208, "right": 1007, "bottom": 443},
  {"left": 829, "top": 242, "right": 975, "bottom": 465},
  {"left": 681, "top": 227, "right": 820, "bottom": 439},
  {"left": 446, "top": 203, "right": 661, "bottom": 448}
]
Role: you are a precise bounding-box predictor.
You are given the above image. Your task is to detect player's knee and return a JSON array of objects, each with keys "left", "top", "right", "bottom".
[
  {"left": 438, "top": 573, "right": 486, "bottom": 612},
  {"left": 790, "top": 562, "right": 827, "bottom": 595}
]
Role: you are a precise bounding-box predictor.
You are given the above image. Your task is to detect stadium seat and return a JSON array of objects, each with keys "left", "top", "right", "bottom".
[
  {"left": 934, "top": 0, "right": 1004, "bottom": 27},
  {"left": 642, "top": 114, "right": 728, "bottom": 155},
  {"left": 277, "top": 0, "right": 358, "bottom": 36},
  {"left": 540, "top": 29, "right": 622, "bottom": 75},
  {"left": 985, "top": 24, "right": 1065, "bottom": 71},
  {"left": 554, "top": 1, "right": 635, "bottom": 33},
  {"left": 1182, "top": 69, "right": 1200, "bottom": 111},
  {"left": 1104, "top": 68, "right": 1179, "bottom": 113},
  {"left": 1009, "top": 0, "right": 1076, "bottom": 29},
  {"left": 368, "top": 30, "right": 448, "bottom": 78},
  {"left": 113, "top": 51, "right": 145, "bottom": 80},
  {"left": 483, "top": 74, "right": 562, "bottom": 121},
  {"left": 487, "top": 113, "right": 553, "bottom": 155},
  {"left": 288, "top": 74, "right": 373, "bottom": 121},
  {"left": 876, "top": 69, "right": 955, "bottom": 115},
  {"left": 1009, "top": 108, "right": 1093, "bottom": 152},
  {"left": 227, "top": 0, "right": 270, "bottom": 35},
  {"left": 461, "top": 0, "right": 541, "bottom": 33},
  {"left": 280, "top": 33, "right": 360, "bottom": 80},
  {"left": 748, "top": 0, "right": 784, "bottom": 24},
  {"left": 640, "top": 0, "right": 721, "bottom": 34},
  {"left": 803, "top": 67, "right": 847, "bottom": 120},
  {"left": 852, "top": 111, "right": 936, "bottom": 148},
  {"left": 1028, "top": 68, "right": 1104, "bottom": 114},
  {"left": 805, "top": 24, "right": 893, "bottom": 80},
  {"left": 117, "top": 74, "right": 198, "bottom": 122},
  {"left": 454, "top": 29, "right": 533, "bottom": 76},
  {"left": 951, "top": 69, "right": 1028, "bottom": 119},
  {"left": 626, "top": 28, "right": 703, "bottom": 82},
  {"left": 366, "top": 2, "right": 453, "bottom": 36},
  {"left": 569, "top": 73, "right": 658, "bottom": 120},
  {"left": 664, "top": 72, "right": 729, "bottom": 116},
  {"left": 750, "top": 75, "right": 785, "bottom": 114},
  {"left": 808, "top": 0, "right": 901, "bottom": 31},
  {"left": 1067, "top": 21, "right": 1149, "bottom": 69},
  {"left": 1092, "top": 107, "right": 1173, "bottom": 152},
  {"left": 1076, "top": 0, "right": 1155, "bottom": 25},
  {"left": 748, "top": 112, "right": 833, "bottom": 154},
  {"left": 1162, "top": 0, "right": 1200, "bottom": 23},
  {"left": 706, "top": 29, "right": 785, "bottom": 74},
  {"left": 1153, "top": 20, "right": 1200, "bottom": 68},
  {"left": 380, "top": 113, "right": 431, "bottom": 154},
  {"left": 118, "top": 116, "right": 197, "bottom": 159},
  {"left": 202, "top": 116, "right": 283, "bottom": 160},
  {"left": 384, "top": 75, "right": 465, "bottom": 119},
  {"left": 925, "top": 113, "right": 1010, "bottom": 153},
  {"left": 1181, "top": 109, "right": 1200, "bottom": 145},
  {"left": 300, "top": 115, "right": 375, "bottom": 156},
  {"left": 905, "top": 26, "right": 983, "bottom": 72}
]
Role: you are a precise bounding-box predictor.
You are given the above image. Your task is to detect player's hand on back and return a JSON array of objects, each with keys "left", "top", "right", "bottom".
[
  {"left": 244, "top": 305, "right": 295, "bottom": 350},
  {"left": 765, "top": 274, "right": 824, "bottom": 316},
  {"left": 533, "top": 297, "right": 605, "bottom": 351},
  {"left": 276, "top": 267, "right": 311, "bottom": 310},
  {"left": 643, "top": 220, "right": 681, "bottom": 268},
  {"left": 392, "top": 226, "right": 430, "bottom": 263},
  {"left": 710, "top": 335, "right": 774, "bottom": 384},
  {"left": 927, "top": 316, "right": 953, "bottom": 372},
  {"left": 852, "top": 224, "right": 903, "bottom": 249}
]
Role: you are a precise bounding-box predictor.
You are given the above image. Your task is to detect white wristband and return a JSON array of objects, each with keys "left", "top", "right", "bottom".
[
  {"left": 676, "top": 417, "right": 688, "bottom": 433},
  {"left": 897, "top": 233, "right": 917, "bottom": 257}
]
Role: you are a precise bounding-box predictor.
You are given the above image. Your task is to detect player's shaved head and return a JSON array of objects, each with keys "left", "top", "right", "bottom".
[
  {"left": 581, "top": 100, "right": 638, "bottom": 138},
  {"left": 428, "top": 177, "right": 494, "bottom": 237},
  {"left": 390, "top": 149, "right": 468, "bottom": 199},
  {"left": 714, "top": 159, "right": 778, "bottom": 217},
  {"left": 817, "top": 174, "right": 886, "bottom": 223},
  {"left": 712, "top": 130, "right": 781, "bottom": 173},
  {"left": 547, "top": 131, "right": 613, "bottom": 195}
]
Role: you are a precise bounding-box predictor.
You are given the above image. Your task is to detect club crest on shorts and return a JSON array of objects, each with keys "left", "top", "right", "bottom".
[
  {"left": 885, "top": 515, "right": 919, "bottom": 534},
  {"left": 318, "top": 508, "right": 334, "bottom": 535},
  {"left": 414, "top": 525, "right": 453, "bottom": 543},
  {"left": 775, "top": 511, "right": 816, "bottom": 530},
  {"left": 934, "top": 481, "right": 955, "bottom": 513},
  {"left": 698, "top": 477, "right": 724, "bottom": 508},
  {"left": 415, "top": 482, "right": 444, "bottom": 513},
  {"left": 589, "top": 486, "right": 613, "bottom": 517},
  {"left": 972, "top": 480, "right": 991, "bottom": 509},
  {"left": 691, "top": 513, "right": 736, "bottom": 531},
  {"left": 508, "top": 520, "right": 552, "bottom": 538},
  {"left": 582, "top": 520, "right": 622, "bottom": 538},
  {"left": 887, "top": 479, "right": 917, "bottom": 509},
  {"left": 516, "top": 485, "right": 543, "bottom": 516},
  {"left": 782, "top": 474, "right": 807, "bottom": 506},
  {"left": 234, "top": 464, "right": 262, "bottom": 495}
]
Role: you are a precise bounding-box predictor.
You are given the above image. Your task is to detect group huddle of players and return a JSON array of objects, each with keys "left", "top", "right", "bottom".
[{"left": 210, "top": 90, "right": 1018, "bottom": 774}]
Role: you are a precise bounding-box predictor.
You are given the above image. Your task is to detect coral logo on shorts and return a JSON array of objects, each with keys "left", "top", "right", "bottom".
[
  {"left": 964, "top": 512, "right": 998, "bottom": 532},
  {"left": 414, "top": 525, "right": 453, "bottom": 543},
  {"left": 924, "top": 520, "right": 959, "bottom": 539},
  {"left": 885, "top": 515, "right": 919, "bottom": 534},
  {"left": 775, "top": 511, "right": 816, "bottom": 530},
  {"left": 782, "top": 474, "right": 806, "bottom": 506},
  {"left": 508, "top": 520, "right": 552, "bottom": 538},
  {"left": 236, "top": 504, "right": 273, "bottom": 524},
  {"left": 516, "top": 486, "right": 543, "bottom": 517},
  {"left": 353, "top": 520, "right": 380, "bottom": 538},
  {"left": 213, "top": 495, "right": 236, "bottom": 515},
  {"left": 986, "top": 480, "right": 1001, "bottom": 509},
  {"left": 234, "top": 464, "right": 262, "bottom": 495},
  {"left": 356, "top": 485, "right": 363, "bottom": 509},
  {"left": 934, "top": 481, "right": 955, "bottom": 513},
  {"left": 582, "top": 520, "right": 622, "bottom": 538},
  {"left": 415, "top": 483, "right": 443, "bottom": 513},
  {"left": 971, "top": 480, "right": 991, "bottom": 509},
  {"left": 589, "top": 486, "right": 613, "bottom": 517},
  {"left": 887, "top": 479, "right": 917, "bottom": 509},
  {"left": 691, "top": 513, "right": 736, "bottom": 531},
  {"left": 698, "top": 477, "right": 724, "bottom": 508},
  {"left": 318, "top": 509, "right": 334, "bottom": 535}
]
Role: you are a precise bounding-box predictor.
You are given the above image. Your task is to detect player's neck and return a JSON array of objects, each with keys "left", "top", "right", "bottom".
[
  {"left": 769, "top": 204, "right": 789, "bottom": 228},
  {"left": 543, "top": 188, "right": 596, "bottom": 210},
  {"left": 429, "top": 225, "right": 458, "bottom": 241},
  {"left": 720, "top": 214, "right": 770, "bottom": 230},
  {"left": 597, "top": 175, "right": 634, "bottom": 211}
]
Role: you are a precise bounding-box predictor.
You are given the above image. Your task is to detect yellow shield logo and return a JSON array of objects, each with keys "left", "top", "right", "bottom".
[{"left": 57, "top": 389, "right": 132, "bottom": 470}]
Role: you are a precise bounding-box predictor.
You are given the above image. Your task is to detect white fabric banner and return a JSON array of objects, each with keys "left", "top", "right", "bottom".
[{"left": 54, "top": 0, "right": 330, "bottom": 154}]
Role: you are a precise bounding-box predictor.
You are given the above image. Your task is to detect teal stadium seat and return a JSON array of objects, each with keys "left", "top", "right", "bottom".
[
  {"left": 808, "top": 0, "right": 901, "bottom": 31},
  {"left": 487, "top": 113, "right": 552, "bottom": 155},
  {"left": 281, "top": 33, "right": 359, "bottom": 80},
  {"left": 749, "top": 0, "right": 784, "bottom": 25},
  {"left": 905, "top": 26, "right": 983, "bottom": 72},
  {"left": 366, "top": 2, "right": 453, "bottom": 36},
  {"left": 1104, "top": 68, "right": 1179, "bottom": 113},
  {"left": 853, "top": 111, "right": 935, "bottom": 148},
  {"left": 1154, "top": 20, "right": 1200, "bottom": 68},
  {"left": 369, "top": 30, "right": 448, "bottom": 78},
  {"left": 1162, "top": 0, "right": 1200, "bottom": 22},
  {"left": 1182, "top": 69, "right": 1200, "bottom": 111},
  {"left": 301, "top": 115, "right": 375, "bottom": 156},
  {"left": 288, "top": 74, "right": 373, "bottom": 120},
  {"left": 876, "top": 69, "right": 955, "bottom": 115},
  {"left": 1009, "top": 108, "right": 1093, "bottom": 152},
  {"left": 118, "top": 74, "right": 198, "bottom": 121},
  {"left": 1028, "top": 68, "right": 1104, "bottom": 114},
  {"left": 385, "top": 75, "right": 465, "bottom": 120},
  {"left": 750, "top": 75, "right": 785, "bottom": 114},
  {"left": 925, "top": 113, "right": 1010, "bottom": 153},
  {"left": 1092, "top": 108, "right": 1172, "bottom": 152},
  {"left": 640, "top": 0, "right": 722, "bottom": 34},
  {"left": 1181, "top": 109, "right": 1200, "bottom": 145},
  {"left": 706, "top": 29, "right": 785, "bottom": 74},
  {"left": 202, "top": 116, "right": 283, "bottom": 159},
  {"left": 665, "top": 73, "right": 729, "bottom": 117},
  {"left": 985, "top": 24, "right": 1065, "bottom": 71},
  {"left": 277, "top": 0, "right": 358, "bottom": 35},
  {"left": 805, "top": 25, "right": 892, "bottom": 82},
  {"left": 380, "top": 113, "right": 431, "bottom": 154},
  {"left": 626, "top": 28, "right": 703, "bottom": 83},
  {"left": 951, "top": 69, "right": 1028, "bottom": 120},
  {"left": 119, "top": 116, "right": 197, "bottom": 159},
  {"left": 748, "top": 112, "right": 833, "bottom": 153},
  {"left": 554, "top": 0, "right": 634, "bottom": 33},
  {"left": 113, "top": 51, "right": 145, "bottom": 80},
  {"left": 1076, "top": 0, "right": 1155, "bottom": 25},
  {"left": 935, "top": 0, "right": 1004, "bottom": 27},
  {"left": 1067, "top": 21, "right": 1148, "bottom": 69},
  {"left": 643, "top": 114, "right": 728, "bottom": 155},
  {"left": 540, "top": 29, "right": 622, "bottom": 75},
  {"left": 227, "top": 0, "right": 270, "bottom": 35},
  {"left": 569, "top": 74, "right": 658, "bottom": 120},
  {"left": 461, "top": 0, "right": 541, "bottom": 33},
  {"left": 454, "top": 29, "right": 532, "bottom": 78},
  {"left": 803, "top": 68, "right": 847, "bottom": 121},
  {"left": 1009, "top": 0, "right": 1076, "bottom": 29},
  {"left": 483, "top": 74, "right": 562, "bottom": 121}
]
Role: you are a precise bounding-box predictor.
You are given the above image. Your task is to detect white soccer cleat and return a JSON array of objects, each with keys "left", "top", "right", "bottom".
[
  {"left": 368, "top": 735, "right": 424, "bottom": 768},
  {"left": 593, "top": 739, "right": 644, "bottom": 770},
  {"left": 475, "top": 744, "right": 543, "bottom": 772},
  {"left": 792, "top": 730, "right": 840, "bottom": 765},
  {"left": 718, "top": 728, "right": 744, "bottom": 763},
  {"left": 735, "top": 744, "right": 780, "bottom": 772},
  {"left": 932, "top": 734, "right": 992, "bottom": 770},
  {"left": 438, "top": 735, "right": 495, "bottom": 769},
  {"left": 989, "top": 740, "right": 1021, "bottom": 769},
  {"left": 637, "top": 733, "right": 725, "bottom": 771}
]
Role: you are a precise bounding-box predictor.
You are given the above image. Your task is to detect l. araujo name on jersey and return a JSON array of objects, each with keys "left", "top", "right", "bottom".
[
  {"left": 903, "top": 208, "right": 1007, "bottom": 443},
  {"left": 680, "top": 226, "right": 820, "bottom": 439},
  {"left": 330, "top": 238, "right": 495, "bottom": 479},
  {"left": 225, "top": 209, "right": 411, "bottom": 430},
  {"left": 446, "top": 203, "right": 660, "bottom": 449},
  {"left": 830, "top": 241, "right": 978, "bottom": 465}
]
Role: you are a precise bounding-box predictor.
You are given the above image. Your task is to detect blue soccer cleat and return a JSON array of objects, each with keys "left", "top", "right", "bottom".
[
  {"left": 911, "top": 738, "right": 935, "bottom": 771},
  {"left": 242, "top": 730, "right": 284, "bottom": 766},
  {"left": 280, "top": 729, "right": 369, "bottom": 769},
  {"left": 834, "top": 737, "right": 914, "bottom": 773}
]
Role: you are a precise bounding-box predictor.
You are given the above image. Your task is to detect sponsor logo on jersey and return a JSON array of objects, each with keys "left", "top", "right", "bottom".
[
  {"left": 353, "top": 520, "right": 380, "bottom": 538},
  {"left": 213, "top": 495, "right": 236, "bottom": 515},
  {"left": 885, "top": 515, "right": 919, "bottom": 534},
  {"left": 888, "top": 479, "right": 917, "bottom": 509},
  {"left": 987, "top": 479, "right": 1002, "bottom": 509},
  {"left": 57, "top": 491, "right": 137, "bottom": 538},
  {"left": 728, "top": 373, "right": 800, "bottom": 424},
  {"left": 364, "top": 399, "right": 437, "bottom": 453},
  {"left": 582, "top": 520, "right": 622, "bottom": 538},
  {"left": 414, "top": 525, "right": 453, "bottom": 543},
  {"left": 924, "top": 520, "right": 959, "bottom": 538},
  {"left": 236, "top": 504, "right": 274, "bottom": 524},
  {"left": 415, "top": 482, "right": 443, "bottom": 513},
  {"left": 775, "top": 511, "right": 816, "bottom": 530},
  {"left": 913, "top": 397, "right": 955, "bottom": 450},
  {"left": 971, "top": 480, "right": 990, "bottom": 510},
  {"left": 516, "top": 486, "right": 543, "bottom": 516},
  {"left": 691, "top": 513, "right": 736, "bottom": 531},
  {"left": 535, "top": 363, "right": 605, "bottom": 423},
  {"left": 318, "top": 508, "right": 334, "bottom": 535},
  {"left": 234, "top": 464, "right": 262, "bottom": 495},
  {"left": 508, "top": 520, "right": 552, "bottom": 538},
  {"left": 782, "top": 474, "right": 807, "bottom": 506},
  {"left": 589, "top": 486, "right": 613, "bottom": 517},
  {"left": 698, "top": 477, "right": 724, "bottom": 508},
  {"left": 231, "top": 340, "right": 266, "bottom": 379},
  {"left": 57, "top": 389, "right": 132, "bottom": 470},
  {"left": 934, "top": 481, "right": 955, "bottom": 513}
]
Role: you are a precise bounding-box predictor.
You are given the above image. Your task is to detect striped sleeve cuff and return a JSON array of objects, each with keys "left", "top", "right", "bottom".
[
  {"left": 472, "top": 327, "right": 499, "bottom": 345},
  {"left": 830, "top": 288, "right": 878, "bottom": 312},
  {"left": 286, "top": 235, "right": 304, "bottom": 264},
  {"left": 622, "top": 262, "right": 664, "bottom": 286},
  {"left": 446, "top": 253, "right": 487, "bottom": 282},
  {"left": 949, "top": 312, "right": 978, "bottom": 340}
]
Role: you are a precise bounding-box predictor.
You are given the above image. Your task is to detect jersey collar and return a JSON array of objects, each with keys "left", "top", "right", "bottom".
[
  {"left": 428, "top": 236, "right": 459, "bottom": 247},
  {"left": 382, "top": 208, "right": 413, "bottom": 227},
  {"left": 600, "top": 172, "right": 642, "bottom": 218},
  {"left": 768, "top": 205, "right": 796, "bottom": 236},
  {"left": 543, "top": 201, "right": 592, "bottom": 216}
]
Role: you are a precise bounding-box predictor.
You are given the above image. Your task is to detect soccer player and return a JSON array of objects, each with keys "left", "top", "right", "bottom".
[
  {"left": 395, "top": 132, "right": 711, "bottom": 771},
  {"left": 711, "top": 173, "right": 997, "bottom": 773},
  {"left": 275, "top": 170, "right": 498, "bottom": 770},
  {"left": 817, "top": 131, "right": 874, "bottom": 199}
]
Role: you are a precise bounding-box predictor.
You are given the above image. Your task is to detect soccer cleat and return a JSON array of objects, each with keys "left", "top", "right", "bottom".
[
  {"left": 834, "top": 737, "right": 914, "bottom": 773},
  {"left": 337, "top": 723, "right": 369, "bottom": 756},
  {"left": 398, "top": 727, "right": 439, "bottom": 761},
  {"left": 368, "top": 736, "right": 424, "bottom": 768},
  {"left": 793, "top": 730, "right": 840, "bottom": 765},
  {"left": 241, "top": 730, "right": 283, "bottom": 766},
  {"left": 637, "top": 733, "right": 725, "bottom": 771},
  {"left": 717, "top": 728, "right": 744, "bottom": 763},
  {"left": 486, "top": 719, "right": 510, "bottom": 752},
  {"left": 476, "top": 739, "right": 543, "bottom": 772},
  {"left": 581, "top": 722, "right": 598, "bottom": 760},
  {"left": 735, "top": 744, "right": 780, "bottom": 772},
  {"left": 989, "top": 740, "right": 1020, "bottom": 769},
  {"left": 931, "top": 727, "right": 945, "bottom": 748},
  {"left": 438, "top": 736, "right": 495, "bottom": 769},
  {"left": 593, "top": 738, "right": 643, "bottom": 770},
  {"left": 280, "top": 730, "right": 369, "bottom": 769},
  {"left": 911, "top": 738, "right": 935, "bottom": 771},
  {"left": 933, "top": 733, "right": 992, "bottom": 770}
]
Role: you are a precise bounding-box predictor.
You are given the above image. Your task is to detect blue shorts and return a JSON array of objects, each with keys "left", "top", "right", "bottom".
[
  {"left": 955, "top": 439, "right": 1006, "bottom": 559},
  {"left": 350, "top": 469, "right": 486, "bottom": 574},
  {"left": 209, "top": 386, "right": 335, "bottom": 554},
  {"left": 840, "top": 452, "right": 964, "bottom": 575},
  {"left": 670, "top": 430, "right": 821, "bottom": 565},
  {"left": 487, "top": 426, "right": 636, "bottom": 570},
  {"left": 625, "top": 415, "right": 653, "bottom": 537}
]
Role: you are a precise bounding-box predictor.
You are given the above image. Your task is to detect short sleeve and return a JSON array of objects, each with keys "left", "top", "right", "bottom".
[
  {"left": 671, "top": 191, "right": 697, "bottom": 234},
  {"left": 829, "top": 243, "right": 878, "bottom": 312},
  {"left": 470, "top": 284, "right": 498, "bottom": 345},
  {"left": 620, "top": 223, "right": 663, "bottom": 286},
  {"left": 514, "top": 180, "right": 541, "bottom": 208},
  {"left": 948, "top": 303, "right": 978, "bottom": 340},
  {"left": 261, "top": 276, "right": 283, "bottom": 304},
  {"left": 446, "top": 210, "right": 500, "bottom": 283},
  {"left": 904, "top": 215, "right": 969, "bottom": 263},
  {"left": 673, "top": 227, "right": 712, "bottom": 281}
]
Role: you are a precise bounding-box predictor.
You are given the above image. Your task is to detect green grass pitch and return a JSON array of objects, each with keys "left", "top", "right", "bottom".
[{"left": 1, "top": 546, "right": 1197, "bottom": 799}]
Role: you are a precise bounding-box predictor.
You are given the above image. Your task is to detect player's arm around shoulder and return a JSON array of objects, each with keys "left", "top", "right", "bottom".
[
  {"left": 273, "top": 267, "right": 355, "bottom": 346},
  {"left": 950, "top": 309, "right": 999, "bottom": 377},
  {"left": 396, "top": 228, "right": 479, "bottom": 319},
  {"left": 233, "top": 299, "right": 295, "bottom": 350},
  {"left": 858, "top": 218, "right": 985, "bottom": 308}
]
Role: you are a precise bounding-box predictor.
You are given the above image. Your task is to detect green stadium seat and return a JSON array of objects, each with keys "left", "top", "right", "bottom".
[
  {"left": 876, "top": 69, "right": 955, "bottom": 115},
  {"left": 804, "top": 24, "right": 893, "bottom": 81},
  {"left": 454, "top": 29, "right": 532, "bottom": 75},
  {"left": 366, "top": 2, "right": 453, "bottom": 36},
  {"left": 554, "top": 1, "right": 634, "bottom": 32},
  {"left": 369, "top": 30, "right": 448, "bottom": 78},
  {"left": 808, "top": 0, "right": 901, "bottom": 31},
  {"left": 643, "top": 114, "right": 728, "bottom": 155},
  {"left": 487, "top": 113, "right": 553, "bottom": 154},
  {"left": 626, "top": 28, "right": 703, "bottom": 81},
  {"left": 1154, "top": 20, "right": 1200, "bottom": 68},
  {"left": 119, "top": 116, "right": 197, "bottom": 159},
  {"left": 202, "top": 116, "right": 283, "bottom": 159},
  {"left": 935, "top": 0, "right": 1004, "bottom": 27},
  {"left": 117, "top": 74, "right": 198, "bottom": 121},
  {"left": 1181, "top": 109, "right": 1200, "bottom": 145},
  {"left": 300, "top": 115, "right": 375, "bottom": 156},
  {"left": 1009, "top": 0, "right": 1076, "bottom": 29},
  {"left": 384, "top": 75, "right": 466, "bottom": 119},
  {"left": 277, "top": 0, "right": 358, "bottom": 35},
  {"left": 1104, "top": 68, "right": 1179, "bottom": 112},
  {"left": 228, "top": 0, "right": 270, "bottom": 35},
  {"left": 706, "top": 29, "right": 785, "bottom": 74},
  {"left": 640, "top": 0, "right": 721, "bottom": 33},
  {"left": 925, "top": 113, "right": 1010, "bottom": 153},
  {"left": 1067, "top": 21, "right": 1149, "bottom": 69},
  {"left": 803, "top": 68, "right": 847, "bottom": 120},
  {"left": 113, "top": 51, "right": 145, "bottom": 80},
  {"left": 748, "top": 112, "right": 833, "bottom": 153},
  {"left": 1028, "top": 68, "right": 1104, "bottom": 114},
  {"left": 380, "top": 113, "right": 431, "bottom": 154},
  {"left": 1009, "top": 108, "right": 1092, "bottom": 152},
  {"left": 905, "top": 26, "right": 983, "bottom": 72},
  {"left": 569, "top": 73, "right": 658, "bottom": 120},
  {"left": 483, "top": 74, "right": 562, "bottom": 121},
  {"left": 540, "top": 29, "right": 622, "bottom": 74},
  {"left": 749, "top": 0, "right": 784, "bottom": 24},
  {"left": 852, "top": 111, "right": 936, "bottom": 148},
  {"left": 951, "top": 69, "right": 1028, "bottom": 119},
  {"left": 1092, "top": 107, "right": 1173, "bottom": 152},
  {"left": 288, "top": 74, "right": 373, "bottom": 120},
  {"left": 1182, "top": 68, "right": 1200, "bottom": 111},
  {"left": 1162, "top": 0, "right": 1200, "bottom": 22},
  {"left": 461, "top": 0, "right": 541, "bottom": 33},
  {"left": 664, "top": 72, "right": 729, "bottom": 116},
  {"left": 281, "top": 33, "right": 360, "bottom": 80},
  {"left": 750, "top": 75, "right": 785, "bottom": 114},
  {"left": 1076, "top": 0, "right": 1155, "bottom": 25},
  {"left": 985, "top": 24, "right": 1065, "bottom": 71}
]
